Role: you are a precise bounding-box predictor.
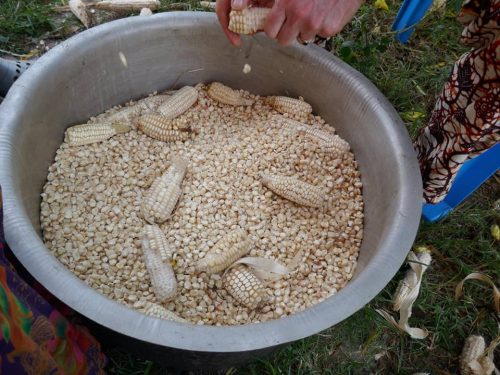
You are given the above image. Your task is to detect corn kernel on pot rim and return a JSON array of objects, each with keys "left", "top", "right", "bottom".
[{"left": 0, "top": 12, "right": 421, "bottom": 353}]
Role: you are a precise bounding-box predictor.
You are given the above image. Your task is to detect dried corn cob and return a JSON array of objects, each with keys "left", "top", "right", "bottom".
[
  {"left": 65, "top": 122, "right": 131, "bottom": 146},
  {"left": 137, "top": 113, "right": 192, "bottom": 142},
  {"left": 199, "top": 1, "right": 216, "bottom": 9},
  {"left": 459, "top": 335, "right": 495, "bottom": 375},
  {"left": 95, "top": 0, "right": 160, "bottom": 11},
  {"left": 266, "top": 96, "right": 312, "bottom": 118},
  {"left": 142, "top": 227, "right": 177, "bottom": 302},
  {"left": 223, "top": 264, "right": 265, "bottom": 309},
  {"left": 228, "top": 7, "right": 270, "bottom": 35},
  {"left": 140, "top": 302, "right": 187, "bottom": 323},
  {"left": 142, "top": 224, "right": 175, "bottom": 262},
  {"left": 157, "top": 86, "right": 198, "bottom": 119},
  {"left": 139, "top": 7, "right": 153, "bottom": 15},
  {"left": 207, "top": 82, "right": 253, "bottom": 106},
  {"left": 275, "top": 116, "right": 350, "bottom": 154},
  {"left": 195, "top": 228, "right": 252, "bottom": 274},
  {"left": 260, "top": 173, "right": 327, "bottom": 208},
  {"left": 142, "top": 156, "right": 187, "bottom": 224}
]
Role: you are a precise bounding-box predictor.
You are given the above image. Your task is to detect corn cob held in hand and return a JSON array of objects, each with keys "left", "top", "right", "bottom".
[
  {"left": 142, "top": 226, "right": 177, "bottom": 302},
  {"left": 207, "top": 82, "right": 253, "bottom": 106},
  {"left": 141, "top": 156, "right": 188, "bottom": 224},
  {"left": 223, "top": 264, "right": 265, "bottom": 309},
  {"left": 260, "top": 172, "right": 327, "bottom": 208},
  {"left": 195, "top": 228, "right": 252, "bottom": 274},
  {"left": 65, "top": 122, "right": 131, "bottom": 146},
  {"left": 157, "top": 86, "right": 198, "bottom": 119},
  {"left": 229, "top": 7, "right": 270, "bottom": 34}
]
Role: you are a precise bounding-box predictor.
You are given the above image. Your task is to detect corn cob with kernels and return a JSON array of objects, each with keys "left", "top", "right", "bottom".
[
  {"left": 142, "top": 227, "right": 177, "bottom": 302},
  {"left": 195, "top": 228, "right": 252, "bottom": 274},
  {"left": 260, "top": 173, "right": 327, "bottom": 208},
  {"left": 223, "top": 264, "right": 265, "bottom": 309},
  {"left": 207, "top": 82, "right": 253, "bottom": 106},
  {"left": 140, "top": 302, "right": 187, "bottom": 322},
  {"left": 157, "top": 86, "right": 198, "bottom": 119},
  {"left": 137, "top": 113, "right": 193, "bottom": 142},
  {"left": 228, "top": 7, "right": 270, "bottom": 34},
  {"left": 275, "top": 116, "right": 350, "bottom": 154},
  {"left": 65, "top": 122, "right": 131, "bottom": 146},
  {"left": 459, "top": 335, "right": 495, "bottom": 375},
  {"left": 95, "top": 0, "right": 160, "bottom": 11},
  {"left": 142, "top": 224, "right": 175, "bottom": 262},
  {"left": 142, "top": 156, "right": 187, "bottom": 224},
  {"left": 266, "top": 96, "right": 312, "bottom": 119}
]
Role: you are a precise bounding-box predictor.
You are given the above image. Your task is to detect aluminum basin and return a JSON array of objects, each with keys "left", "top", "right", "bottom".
[{"left": 0, "top": 12, "right": 421, "bottom": 370}]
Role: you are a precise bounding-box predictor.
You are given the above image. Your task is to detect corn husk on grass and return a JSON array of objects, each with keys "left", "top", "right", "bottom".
[
  {"left": 208, "top": 82, "right": 253, "bottom": 106},
  {"left": 194, "top": 228, "right": 252, "bottom": 274},
  {"left": 141, "top": 226, "right": 177, "bottom": 302},
  {"left": 95, "top": 0, "right": 160, "bottom": 11},
  {"left": 228, "top": 7, "right": 270, "bottom": 34},
  {"left": 65, "top": 122, "right": 131, "bottom": 146},
  {"left": 260, "top": 172, "right": 327, "bottom": 208},
  {"left": 69, "top": 0, "right": 91, "bottom": 27},
  {"left": 141, "top": 156, "right": 188, "bottom": 224},
  {"left": 459, "top": 335, "right": 495, "bottom": 375}
]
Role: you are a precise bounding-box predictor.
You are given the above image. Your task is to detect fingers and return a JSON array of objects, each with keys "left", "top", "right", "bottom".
[
  {"left": 216, "top": 0, "right": 242, "bottom": 46},
  {"left": 230, "top": 0, "right": 251, "bottom": 11},
  {"left": 263, "top": 1, "right": 285, "bottom": 39}
]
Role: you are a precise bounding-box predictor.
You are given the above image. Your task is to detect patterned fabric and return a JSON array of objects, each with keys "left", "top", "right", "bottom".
[
  {"left": 414, "top": 0, "right": 500, "bottom": 204},
  {"left": 0, "top": 187, "right": 106, "bottom": 375}
]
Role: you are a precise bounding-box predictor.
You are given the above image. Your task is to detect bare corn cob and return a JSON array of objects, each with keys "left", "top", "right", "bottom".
[
  {"left": 142, "top": 224, "right": 175, "bottom": 262},
  {"left": 207, "top": 82, "right": 253, "bottom": 106},
  {"left": 140, "top": 302, "right": 187, "bottom": 323},
  {"left": 228, "top": 7, "right": 270, "bottom": 35},
  {"left": 266, "top": 96, "right": 312, "bottom": 118},
  {"left": 142, "top": 156, "right": 187, "bottom": 224},
  {"left": 138, "top": 95, "right": 172, "bottom": 112},
  {"left": 274, "top": 116, "right": 350, "bottom": 154},
  {"left": 106, "top": 104, "right": 143, "bottom": 124},
  {"left": 194, "top": 228, "right": 252, "bottom": 274},
  {"left": 223, "top": 264, "right": 265, "bottom": 309},
  {"left": 157, "top": 86, "right": 198, "bottom": 119},
  {"left": 260, "top": 173, "right": 327, "bottom": 208},
  {"left": 142, "top": 227, "right": 177, "bottom": 302},
  {"left": 137, "top": 113, "right": 192, "bottom": 142},
  {"left": 65, "top": 122, "right": 131, "bottom": 146},
  {"left": 139, "top": 7, "right": 153, "bottom": 15},
  {"left": 459, "top": 335, "right": 495, "bottom": 375},
  {"left": 95, "top": 0, "right": 160, "bottom": 11}
]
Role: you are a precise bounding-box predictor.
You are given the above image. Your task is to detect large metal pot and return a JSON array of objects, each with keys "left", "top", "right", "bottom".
[{"left": 0, "top": 12, "right": 421, "bottom": 370}]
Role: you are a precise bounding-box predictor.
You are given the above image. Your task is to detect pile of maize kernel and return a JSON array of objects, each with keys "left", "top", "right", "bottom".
[{"left": 40, "top": 83, "right": 364, "bottom": 325}]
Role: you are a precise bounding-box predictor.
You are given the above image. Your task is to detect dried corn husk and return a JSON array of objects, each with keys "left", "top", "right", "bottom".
[
  {"left": 95, "top": 0, "right": 160, "bottom": 11},
  {"left": 69, "top": 0, "right": 91, "bottom": 27},
  {"left": 376, "top": 248, "right": 432, "bottom": 339}
]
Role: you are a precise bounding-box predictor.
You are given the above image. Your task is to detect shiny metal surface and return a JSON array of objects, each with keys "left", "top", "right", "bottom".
[{"left": 0, "top": 12, "right": 422, "bottom": 369}]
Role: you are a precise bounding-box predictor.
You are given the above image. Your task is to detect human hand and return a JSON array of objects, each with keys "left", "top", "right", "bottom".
[{"left": 216, "top": 0, "right": 364, "bottom": 46}]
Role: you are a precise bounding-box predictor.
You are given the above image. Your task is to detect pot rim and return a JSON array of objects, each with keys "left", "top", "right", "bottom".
[{"left": 0, "top": 12, "right": 422, "bottom": 352}]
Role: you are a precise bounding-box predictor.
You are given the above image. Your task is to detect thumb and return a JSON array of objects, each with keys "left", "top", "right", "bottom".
[{"left": 231, "top": 0, "right": 251, "bottom": 10}]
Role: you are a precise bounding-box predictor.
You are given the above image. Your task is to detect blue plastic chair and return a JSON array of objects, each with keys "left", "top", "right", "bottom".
[
  {"left": 392, "top": 0, "right": 434, "bottom": 43},
  {"left": 422, "top": 143, "right": 500, "bottom": 222}
]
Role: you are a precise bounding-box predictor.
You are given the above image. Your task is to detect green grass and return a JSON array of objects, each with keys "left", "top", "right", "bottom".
[{"left": 1, "top": 0, "right": 499, "bottom": 373}]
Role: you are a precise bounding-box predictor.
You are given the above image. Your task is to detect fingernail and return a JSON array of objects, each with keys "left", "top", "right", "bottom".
[{"left": 231, "top": 0, "right": 243, "bottom": 8}]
